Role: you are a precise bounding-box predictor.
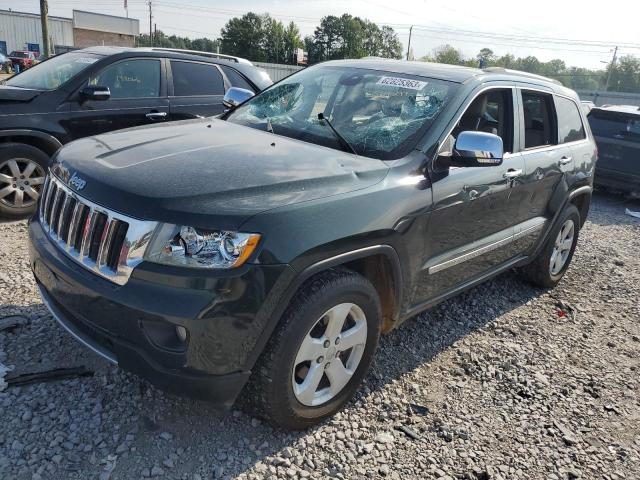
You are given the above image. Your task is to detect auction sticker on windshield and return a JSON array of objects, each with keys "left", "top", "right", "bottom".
[{"left": 377, "top": 77, "right": 428, "bottom": 90}]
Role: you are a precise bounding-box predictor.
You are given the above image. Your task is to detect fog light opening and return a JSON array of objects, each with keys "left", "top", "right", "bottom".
[{"left": 175, "top": 326, "right": 188, "bottom": 343}]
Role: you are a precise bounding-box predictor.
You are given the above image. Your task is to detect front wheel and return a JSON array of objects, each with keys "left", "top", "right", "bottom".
[
  {"left": 520, "top": 204, "right": 581, "bottom": 288},
  {"left": 0, "top": 143, "right": 49, "bottom": 220},
  {"left": 246, "top": 269, "right": 381, "bottom": 429}
]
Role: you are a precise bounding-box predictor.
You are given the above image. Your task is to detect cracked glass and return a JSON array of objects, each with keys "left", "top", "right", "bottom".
[{"left": 226, "top": 66, "right": 457, "bottom": 160}]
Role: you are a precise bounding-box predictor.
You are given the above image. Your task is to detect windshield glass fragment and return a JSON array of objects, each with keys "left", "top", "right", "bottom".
[{"left": 226, "top": 66, "right": 457, "bottom": 160}]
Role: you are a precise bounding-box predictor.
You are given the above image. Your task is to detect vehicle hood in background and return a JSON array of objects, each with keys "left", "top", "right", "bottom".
[
  {"left": 51, "top": 119, "right": 388, "bottom": 229},
  {"left": 0, "top": 86, "right": 43, "bottom": 102}
]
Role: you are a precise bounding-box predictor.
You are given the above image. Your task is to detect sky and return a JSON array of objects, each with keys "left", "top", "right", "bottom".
[{"left": 2, "top": 0, "right": 639, "bottom": 69}]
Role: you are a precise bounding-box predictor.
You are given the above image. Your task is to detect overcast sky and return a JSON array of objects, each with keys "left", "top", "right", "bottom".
[{"left": 3, "top": 0, "right": 639, "bottom": 69}]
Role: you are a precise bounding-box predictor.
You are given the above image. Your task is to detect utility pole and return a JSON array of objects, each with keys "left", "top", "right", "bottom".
[
  {"left": 39, "top": 0, "right": 50, "bottom": 58},
  {"left": 406, "top": 25, "right": 413, "bottom": 61},
  {"left": 148, "top": 0, "right": 153, "bottom": 47},
  {"left": 603, "top": 46, "right": 618, "bottom": 92}
]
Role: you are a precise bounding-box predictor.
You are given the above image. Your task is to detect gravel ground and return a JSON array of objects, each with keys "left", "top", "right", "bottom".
[{"left": 1, "top": 192, "right": 639, "bottom": 480}]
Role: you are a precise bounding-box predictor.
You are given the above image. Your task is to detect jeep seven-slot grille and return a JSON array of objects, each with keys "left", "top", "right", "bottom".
[{"left": 39, "top": 175, "right": 131, "bottom": 278}]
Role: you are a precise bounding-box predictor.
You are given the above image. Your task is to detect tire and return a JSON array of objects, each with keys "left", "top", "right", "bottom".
[
  {"left": 245, "top": 268, "right": 382, "bottom": 430},
  {"left": 520, "top": 204, "right": 581, "bottom": 288},
  {"left": 0, "top": 143, "right": 49, "bottom": 220}
]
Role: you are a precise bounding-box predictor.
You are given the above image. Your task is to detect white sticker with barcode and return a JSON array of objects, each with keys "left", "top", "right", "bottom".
[{"left": 376, "top": 77, "right": 428, "bottom": 90}]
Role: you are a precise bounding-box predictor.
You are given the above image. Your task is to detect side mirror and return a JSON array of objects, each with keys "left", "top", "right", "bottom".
[
  {"left": 450, "top": 131, "right": 503, "bottom": 167},
  {"left": 80, "top": 85, "right": 110, "bottom": 102},
  {"left": 222, "top": 87, "right": 254, "bottom": 110}
]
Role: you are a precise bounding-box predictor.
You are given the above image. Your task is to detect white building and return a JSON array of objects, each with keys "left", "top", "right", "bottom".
[{"left": 0, "top": 9, "right": 139, "bottom": 56}]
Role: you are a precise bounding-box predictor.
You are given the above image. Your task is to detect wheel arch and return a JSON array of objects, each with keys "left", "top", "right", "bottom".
[
  {"left": 568, "top": 185, "right": 592, "bottom": 228},
  {"left": 0, "top": 130, "right": 63, "bottom": 158}
]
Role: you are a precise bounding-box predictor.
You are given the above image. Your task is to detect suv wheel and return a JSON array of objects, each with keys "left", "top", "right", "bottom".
[
  {"left": 0, "top": 143, "right": 49, "bottom": 220},
  {"left": 520, "top": 204, "right": 581, "bottom": 288},
  {"left": 246, "top": 269, "right": 381, "bottom": 429}
]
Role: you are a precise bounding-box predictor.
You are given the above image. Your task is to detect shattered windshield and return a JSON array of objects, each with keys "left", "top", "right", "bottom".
[{"left": 226, "top": 66, "right": 457, "bottom": 160}]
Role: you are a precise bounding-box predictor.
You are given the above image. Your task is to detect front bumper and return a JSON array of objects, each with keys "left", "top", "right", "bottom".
[{"left": 29, "top": 218, "right": 295, "bottom": 407}]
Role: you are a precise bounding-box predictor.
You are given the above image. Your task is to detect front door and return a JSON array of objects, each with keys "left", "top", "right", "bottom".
[
  {"left": 412, "top": 86, "right": 525, "bottom": 305},
  {"left": 168, "top": 60, "right": 226, "bottom": 120},
  {"left": 63, "top": 58, "right": 169, "bottom": 139}
]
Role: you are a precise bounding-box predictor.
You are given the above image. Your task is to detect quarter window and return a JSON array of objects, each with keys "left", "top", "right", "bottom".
[
  {"left": 522, "top": 91, "right": 556, "bottom": 149},
  {"left": 556, "top": 96, "right": 586, "bottom": 143},
  {"left": 171, "top": 61, "right": 224, "bottom": 96},
  {"left": 89, "top": 59, "right": 161, "bottom": 99}
]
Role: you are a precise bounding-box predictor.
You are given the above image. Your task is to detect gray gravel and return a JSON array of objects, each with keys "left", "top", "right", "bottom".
[{"left": 1, "top": 192, "right": 639, "bottom": 480}]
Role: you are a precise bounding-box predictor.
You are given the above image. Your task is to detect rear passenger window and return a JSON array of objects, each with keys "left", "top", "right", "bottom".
[
  {"left": 522, "top": 91, "right": 556, "bottom": 149},
  {"left": 171, "top": 61, "right": 224, "bottom": 96},
  {"left": 219, "top": 65, "right": 254, "bottom": 92},
  {"left": 556, "top": 97, "right": 586, "bottom": 143}
]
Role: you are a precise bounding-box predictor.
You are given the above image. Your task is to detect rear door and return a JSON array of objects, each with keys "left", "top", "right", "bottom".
[
  {"left": 512, "top": 88, "right": 574, "bottom": 254},
  {"left": 168, "top": 60, "right": 226, "bottom": 119},
  {"left": 63, "top": 57, "right": 169, "bottom": 139}
]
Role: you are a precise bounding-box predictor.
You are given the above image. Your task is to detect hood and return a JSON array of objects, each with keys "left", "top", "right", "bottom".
[
  {"left": 52, "top": 119, "right": 388, "bottom": 229},
  {"left": 0, "top": 85, "right": 43, "bottom": 102}
]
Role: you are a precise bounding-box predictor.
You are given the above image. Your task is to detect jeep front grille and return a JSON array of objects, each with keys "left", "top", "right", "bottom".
[{"left": 39, "top": 175, "right": 158, "bottom": 285}]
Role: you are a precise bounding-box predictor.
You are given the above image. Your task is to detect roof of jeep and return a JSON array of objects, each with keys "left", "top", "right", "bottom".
[{"left": 320, "top": 58, "right": 566, "bottom": 90}]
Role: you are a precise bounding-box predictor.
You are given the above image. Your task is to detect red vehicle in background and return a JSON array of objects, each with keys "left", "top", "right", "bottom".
[{"left": 8, "top": 51, "right": 38, "bottom": 71}]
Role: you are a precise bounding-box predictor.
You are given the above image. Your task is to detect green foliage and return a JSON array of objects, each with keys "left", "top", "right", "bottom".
[
  {"left": 421, "top": 44, "right": 640, "bottom": 93},
  {"left": 137, "top": 31, "right": 220, "bottom": 53},
  {"left": 306, "top": 14, "right": 402, "bottom": 63}
]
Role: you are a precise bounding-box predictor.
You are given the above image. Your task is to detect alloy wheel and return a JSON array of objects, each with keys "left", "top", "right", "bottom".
[
  {"left": 549, "top": 219, "right": 575, "bottom": 276},
  {"left": 292, "top": 303, "right": 368, "bottom": 407},
  {"left": 0, "top": 158, "right": 46, "bottom": 209}
]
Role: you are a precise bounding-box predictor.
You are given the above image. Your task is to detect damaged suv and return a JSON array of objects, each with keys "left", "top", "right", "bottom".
[{"left": 29, "top": 60, "right": 596, "bottom": 429}]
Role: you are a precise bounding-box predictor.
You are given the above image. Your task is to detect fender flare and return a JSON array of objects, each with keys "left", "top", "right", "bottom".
[
  {"left": 242, "top": 244, "right": 404, "bottom": 372},
  {"left": 0, "top": 129, "right": 63, "bottom": 155}
]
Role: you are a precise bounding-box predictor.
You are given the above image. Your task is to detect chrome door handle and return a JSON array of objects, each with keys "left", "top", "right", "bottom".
[
  {"left": 503, "top": 169, "right": 523, "bottom": 179},
  {"left": 145, "top": 112, "right": 167, "bottom": 120},
  {"left": 559, "top": 156, "right": 573, "bottom": 165}
]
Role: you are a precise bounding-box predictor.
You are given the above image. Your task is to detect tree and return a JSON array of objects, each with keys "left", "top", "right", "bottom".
[
  {"left": 433, "top": 44, "right": 463, "bottom": 65},
  {"left": 380, "top": 26, "right": 403, "bottom": 59},
  {"left": 477, "top": 48, "right": 495, "bottom": 67},
  {"left": 608, "top": 55, "right": 640, "bottom": 92},
  {"left": 283, "top": 22, "right": 303, "bottom": 64},
  {"left": 220, "top": 13, "right": 268, "bottom": 62}
]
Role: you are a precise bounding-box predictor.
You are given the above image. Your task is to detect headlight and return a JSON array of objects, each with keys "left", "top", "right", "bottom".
[{"left": 145, "top": 224, "right": 261, "bottom": 269}]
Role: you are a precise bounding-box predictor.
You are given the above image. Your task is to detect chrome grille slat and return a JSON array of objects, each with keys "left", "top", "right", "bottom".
[{"left": 38, "top": 174, "right": 158, "bottom": 286}]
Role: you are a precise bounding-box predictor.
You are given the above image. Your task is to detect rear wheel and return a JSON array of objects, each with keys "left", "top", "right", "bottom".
[
  {"left": 0, "top": 143, "right": 49, "bottom": 220},
  {"left": 520, "top": 204, "right": 581, "bottom": 288},
  {"left": 246, "top": 269, "right": 381, "bottom": 429}
]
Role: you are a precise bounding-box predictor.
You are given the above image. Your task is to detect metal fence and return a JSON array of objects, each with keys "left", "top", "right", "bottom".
[
  {"left": 253, "top": 62, "right": 303, "bottom": 82},
  {"left": 577, "top": 90, "right": 640, "bottom": 107}
]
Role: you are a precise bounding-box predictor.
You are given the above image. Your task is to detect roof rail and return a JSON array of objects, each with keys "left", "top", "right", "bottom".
[
  {"left": 146, "top": 48, "right": 253, "bottom": 65},
  {"left": 482, "top": 67, "right": 562, "bottom": 85}
]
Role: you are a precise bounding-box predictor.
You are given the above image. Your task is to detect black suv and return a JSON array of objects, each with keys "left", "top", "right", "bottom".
[
  {"left": 588, "top": 105, "right": 640, "bottom": 195},
  {"left": 0, "top": 46, "right": 272, "bottom": 219},
  {"left": 28, "top": 60, "right": 596, "bottom": 429}
]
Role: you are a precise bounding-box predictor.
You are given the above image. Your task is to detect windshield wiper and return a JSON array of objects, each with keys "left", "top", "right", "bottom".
[
  {"left": 266, "top": 117, "right": 275, "bottom": 134},
  {"left": 317, "top": 113, "right": 357, "bottom": 155}
]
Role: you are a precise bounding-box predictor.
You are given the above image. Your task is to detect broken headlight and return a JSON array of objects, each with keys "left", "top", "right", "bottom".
[{"left": 145, "top": 224, "right": 261, "bottom": 269}]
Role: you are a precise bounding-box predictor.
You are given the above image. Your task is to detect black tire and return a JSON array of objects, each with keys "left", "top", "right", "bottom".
[
  {"left": 0, "top": 143, "right": 50, "bottom": 220},
  {"left": 245, "top": 268, "right": 382, "bottom": 430},
  {"left": 520, "top": 204, "right": 581, "bottom": 288}
]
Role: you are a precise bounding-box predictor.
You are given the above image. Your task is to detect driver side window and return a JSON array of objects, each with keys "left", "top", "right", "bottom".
[
  {"left": 445, "top": 89, "right": 514, "bottom": 155},
  {"left": 89, "top": 59, "right": 161, "bottom": 99}
]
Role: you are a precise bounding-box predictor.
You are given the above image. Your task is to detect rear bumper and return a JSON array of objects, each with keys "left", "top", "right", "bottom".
[
  {"left": 29, "top": 218, "right": 295, "bottom": 407},
  {"left": 595, "top": 167, "right": 640, "bottom": 193}
]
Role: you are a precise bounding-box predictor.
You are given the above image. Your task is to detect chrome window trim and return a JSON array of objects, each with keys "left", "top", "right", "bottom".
[
  {"left": 39, "top": 174, "right": 158, "bottom": 285},
  {"left": 427, "top": 217, "right": 546, "bottom": 274}
]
